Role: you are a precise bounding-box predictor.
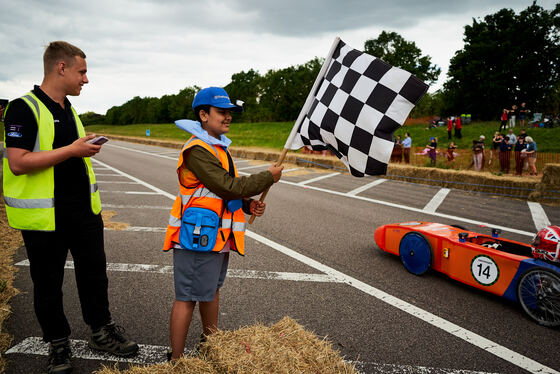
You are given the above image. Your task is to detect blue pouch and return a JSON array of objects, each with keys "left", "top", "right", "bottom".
[{"left": 179, "top": 207, "right": 219, "bottom": 252}]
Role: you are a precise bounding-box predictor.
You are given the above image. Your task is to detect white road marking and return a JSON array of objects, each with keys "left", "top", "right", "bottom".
[
  {"left": 298, "top": 172, "right": 340, "bottom": 186},
  {"left": 5, "top": 337, "right": 502, "bottom": 374},
  {"left": 99, "top": 190, "right": 162, "bottom": 195},
  {"left": 90, "top": 145, "right": 554, "bottom": 372},
  {"left": 104, "top": 143, "right": 178, "bottom": 161},
  {"left": 283, "top": 167, "right": 301, "bottom": 173},
  {"left": 244, "top": 230, "right": 558, "bottom": 374},
  {"left": 92, "top": 159, "right": 175, "bottom": 200},
  {"left": 6, "top": 337, "right": 167, "bottom": 364},
  {"left": 102, "top": 204, "right": 171, "bottom": 210},
  {"left": 97, "top": 181, "right": 139, "bottom": 184},
  {"left": 99, "top": 144, "right": 535, "bottom": 237},
  {"left": 236, "top": 163, "right": 272, "bottom": 171},
  {"left": 280, "top": 180, "right": 535, "bottom": 237},
  {"left": 15, "top": 260, "right": 342, "bottom": 283},
  {"left": 347, "top": 178, "right": 386, "bottom": 196},
  {"left": 93, "top": 173, "right": 122, "bottom": 176},
  {"left": 423, "top": 188, "right": 451, "bottom": 213},
  {"left": 527, "top": 201, "right": 551, "bottom": 230}
]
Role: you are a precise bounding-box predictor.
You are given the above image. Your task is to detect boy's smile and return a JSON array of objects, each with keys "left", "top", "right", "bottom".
[{"left": 201, "top": 107, "right": 232, "bottom": 139}]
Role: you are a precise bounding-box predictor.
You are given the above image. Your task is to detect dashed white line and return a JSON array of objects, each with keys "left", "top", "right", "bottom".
[
  {"left": 423, "top": 188, "right": 451, "bottom": 213},
  {"left": 15, "top": 260, "right": 343, "bottom": 283},
  {"left": 236, "top": 163, "right": 272, "bottom": 171},
  {"left": 527, "top": 201, "right": 551, "bottom": 230},
  {"left": 5, "top": 337, "right": 502, "bottom": 374},
  {"left": 347, "top": 178, "right": 386, "bottom": 196},
  {"left": 298, "top": 172, "right": 340, "bottom": 186}
]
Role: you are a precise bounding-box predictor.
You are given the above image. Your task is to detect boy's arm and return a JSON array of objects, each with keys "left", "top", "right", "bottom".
[{"left": 184, "top": 146, "right": 274, "bottom": 200}]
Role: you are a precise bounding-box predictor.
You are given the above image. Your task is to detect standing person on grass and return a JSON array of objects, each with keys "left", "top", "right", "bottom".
[
  {"left": 162, "top": 87, "right": 283, "bottom": 360},
  {"left": 2, "top": 41, "right": 138, "bottom": 374},
  {"left": 426, "top": 137, "right": 437, "bottom": 166},
  {"left": 402, "top": 132, "right": 411, "bottom": 164},
  {"left": 524, "top": 136, "right": 538, "bottom": 175}
]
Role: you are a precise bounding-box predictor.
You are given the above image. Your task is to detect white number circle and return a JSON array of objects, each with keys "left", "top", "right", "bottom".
[{"left": 471, "top": 255, "right": 499, "bottom": 286}]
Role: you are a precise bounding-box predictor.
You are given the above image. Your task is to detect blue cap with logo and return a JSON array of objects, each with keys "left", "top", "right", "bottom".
[{"left": 192, "top": 87, "right": 243, "bottom": 112}]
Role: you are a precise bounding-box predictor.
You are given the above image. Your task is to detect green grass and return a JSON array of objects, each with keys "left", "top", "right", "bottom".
[
  {"left": 85, "top": 122, "right": 295, "bottom": 150},
  {"left": 84, "top": 120, "right": 559, "bottom": 153}
]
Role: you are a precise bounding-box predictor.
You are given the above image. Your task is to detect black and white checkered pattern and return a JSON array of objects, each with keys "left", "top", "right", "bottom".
[{"left": 288, "top": 39, "right": 428, "bottom": 177}]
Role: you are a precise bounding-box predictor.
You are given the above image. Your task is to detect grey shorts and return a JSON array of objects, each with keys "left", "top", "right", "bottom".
[{"left": 173, "top": 249, "right": 229, "bottom": 302}]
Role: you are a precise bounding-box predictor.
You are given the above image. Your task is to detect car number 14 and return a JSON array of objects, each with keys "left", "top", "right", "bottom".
[{"left": 471, "top": 255, "right": 500, "bottom": 286}]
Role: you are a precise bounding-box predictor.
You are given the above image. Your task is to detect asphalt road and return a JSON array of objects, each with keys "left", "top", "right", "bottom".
[{"left": 5, "top": 139, "right": 560, "bottom": 374}]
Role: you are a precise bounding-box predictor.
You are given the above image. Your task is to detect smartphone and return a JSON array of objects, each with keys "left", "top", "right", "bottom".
[{"left": 87, "top": 136, "right": 109, "bottom": 145}]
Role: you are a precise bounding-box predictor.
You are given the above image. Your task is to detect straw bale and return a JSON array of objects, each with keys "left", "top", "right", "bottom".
[
  {"left": 529, "top": 163, "right": 560, "bottom": 205},
  {"left": 95, "top": 356, "right": 215, "bottom": 374},
  {"left": 200, "top": 316, "right": 357, "bottom": 374},
  {"left": 94, "top": 317, "right": 357, "bottom": 374}
]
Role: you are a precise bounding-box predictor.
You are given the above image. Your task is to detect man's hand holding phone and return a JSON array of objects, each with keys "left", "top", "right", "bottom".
[{"left": 87, "top": 136, "right": 109, "bottom": 145}]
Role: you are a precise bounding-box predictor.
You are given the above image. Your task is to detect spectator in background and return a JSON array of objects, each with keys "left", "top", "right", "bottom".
[
  {"left": 519, "top": 128, "right": 528, "bottom": 141},
  {"left": 509, "top": 104, "right": 518, "bottom": 128},
  {"left": 524, "top": 136, "right": 538, "bottom": 175},
  {"left": 402, "top": 132, "right": 411, "bottom": 164},
  {"left": 427, "top": 136, "right": 437, "bottom": 166},
  {"left": 391, "top": 135, "right": 403, "bottom": 163},
  {"left": 498, "top": 133, "right": 511, "bottom": 174},
  {"left": 514, "top": 136, "right": 525, "bottom": 176},
  {"left": 447, "top": 117, "right": 453, "bottom": 140},
  {"left": 507, "top": 128, "right": 516, "bottom": 146},
  {"left": 518, "top": 102, "right": 529, "bottom": 128},
  {"left": 446, "top": 141, "right": 457, "bottom": 168},
  {"left": 472, "top": 135, "right": 485, "bottom": 171},
  {"left": 499, "top": 108, "right": 509, "bottom": 132},
  {"left": 490, "top": 131, "right": 500, "bottom": 165},
  {"left": 0, "top": 99, "right": 8, "bottom": 120},
  {"left": 454, "top": 115, "right": 462, "bottom": 139}
]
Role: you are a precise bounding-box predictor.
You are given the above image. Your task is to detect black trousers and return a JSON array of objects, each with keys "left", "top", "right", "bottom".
[{"left": 21, "top": 207, "right": 111, "bottom": 342}]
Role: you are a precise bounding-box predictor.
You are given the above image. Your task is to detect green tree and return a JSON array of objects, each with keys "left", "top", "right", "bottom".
[
  {"left": 259, "top": 58, "right": 323, "bottom": 121},
  {"left": 444, "top": 3, "right": 560, "bottom": 119},
  {"left": 364, "top": 31, "right": 441, "bottom": 85},
  {"left": 224, "top": 69, "right": 262, "bottom": 122}
]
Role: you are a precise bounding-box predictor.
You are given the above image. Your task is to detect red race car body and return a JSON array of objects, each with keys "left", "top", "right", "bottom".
[{"left": 374, "top": 222, "right": 560, "bottom": 326}]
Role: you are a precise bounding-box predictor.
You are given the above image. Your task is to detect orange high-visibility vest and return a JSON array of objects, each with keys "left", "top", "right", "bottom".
[{"left": 162, "top": 136, "right": 246, "bottom": 255}]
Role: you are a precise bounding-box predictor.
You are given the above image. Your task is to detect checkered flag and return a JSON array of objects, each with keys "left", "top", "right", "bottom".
[{"left": 287, "top": 38, "right": 428, "bottom": 176}]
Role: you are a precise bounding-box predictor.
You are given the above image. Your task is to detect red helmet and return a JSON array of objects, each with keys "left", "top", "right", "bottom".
[{"left": 531, "top": 225, "right": 560, "bottom": 263}]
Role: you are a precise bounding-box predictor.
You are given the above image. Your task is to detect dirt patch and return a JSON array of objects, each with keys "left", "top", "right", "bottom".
[
  {"left": 95, "top": 316, "right": 357, "bottom": 374},
  {"left": 102, "top": 210, "right": 129, "bottom": 231}
]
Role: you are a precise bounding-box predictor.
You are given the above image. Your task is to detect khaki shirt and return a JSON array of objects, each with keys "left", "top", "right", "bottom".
[{"left": 184, "top": 145, "right": 274, "bottom": 213}]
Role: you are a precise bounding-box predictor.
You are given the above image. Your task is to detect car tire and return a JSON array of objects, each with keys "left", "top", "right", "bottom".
[
  {"left": 517, "top": 267, "right": 560, "bottom": 327},
  {"left": 399, "top": 232, "right": 432, "bottom": 275}
]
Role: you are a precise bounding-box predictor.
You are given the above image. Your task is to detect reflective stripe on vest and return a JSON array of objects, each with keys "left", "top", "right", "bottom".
[{"left": 2, "top": 92, "right": 102, "bottom": 231}]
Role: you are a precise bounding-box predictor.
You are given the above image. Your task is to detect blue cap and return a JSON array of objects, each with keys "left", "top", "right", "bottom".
[{"left": 192, "top": 87, "right": 242, "bottom": 112}]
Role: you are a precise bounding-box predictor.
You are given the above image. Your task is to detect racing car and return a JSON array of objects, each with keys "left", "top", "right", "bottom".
[{"left": 374, "top": 222, "right": 560, "bottom": 327}]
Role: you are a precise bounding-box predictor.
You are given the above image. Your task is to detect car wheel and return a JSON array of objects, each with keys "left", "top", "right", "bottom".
[
  {"left": 517, "top": 268, "right": 560, "bottom": 327},
  {"left": 399, "top": 232, "right": 432, "bottom": 275}
]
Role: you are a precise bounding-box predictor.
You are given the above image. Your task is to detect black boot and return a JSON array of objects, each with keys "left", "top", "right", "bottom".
[{"left": 47, "top": 338, "right": 72, "bottom": 374}]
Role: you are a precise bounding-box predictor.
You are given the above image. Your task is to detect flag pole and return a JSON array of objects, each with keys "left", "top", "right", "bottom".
[{"left": 249, "top": 36, "right": 341, "bottom": 224}]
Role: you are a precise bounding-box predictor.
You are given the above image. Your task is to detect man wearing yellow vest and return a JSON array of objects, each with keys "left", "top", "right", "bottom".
[
  {"left": 163, "top": 87, "right": 283, "bottom": 360},
  {"left": 2, "top": 41, "right": 138, "bottom": 374}
]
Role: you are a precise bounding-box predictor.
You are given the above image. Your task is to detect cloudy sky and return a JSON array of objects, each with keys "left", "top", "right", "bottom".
[{"left": 0, "top": 0, "right": 555, "bottom": 115}]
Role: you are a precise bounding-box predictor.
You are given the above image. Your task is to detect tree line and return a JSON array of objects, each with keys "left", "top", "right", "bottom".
[{"left": 81, "top": 2, "right": 559, "bottom": 125}]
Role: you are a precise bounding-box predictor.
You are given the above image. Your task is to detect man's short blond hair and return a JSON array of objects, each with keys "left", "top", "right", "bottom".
[{"left": 43, "top": 41, "right": 86, "bottom": 75}]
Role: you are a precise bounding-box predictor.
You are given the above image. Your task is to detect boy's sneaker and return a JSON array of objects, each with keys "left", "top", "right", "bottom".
[
  {"left": 88, "top": 322, "right": 139, "bottom": 357},
  {"left": 47, "top": 338, "right": 72, "bottom": 374}
]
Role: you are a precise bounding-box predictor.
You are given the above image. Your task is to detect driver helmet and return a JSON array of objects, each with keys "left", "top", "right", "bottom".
[{"left": 531, "top": 225, "right": 560, "bottom": 263}]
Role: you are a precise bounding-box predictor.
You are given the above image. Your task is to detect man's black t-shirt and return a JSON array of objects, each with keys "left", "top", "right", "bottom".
[{"left": 3, "top": 86, "right": 90, "bottom": 210}]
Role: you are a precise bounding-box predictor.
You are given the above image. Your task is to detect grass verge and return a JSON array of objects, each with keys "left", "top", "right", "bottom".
[{"left": 0, "top": 172, "right": 22, "bottom": 373}]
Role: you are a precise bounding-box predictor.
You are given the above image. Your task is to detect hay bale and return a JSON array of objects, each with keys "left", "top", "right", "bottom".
[
  {"left": 95, "top": 357, "right": 215, "bottom": 374},
  {"left": 529, "top": 163, "right": 560, "bottom": 205},
  {"left": 94, "top": 317, "right": 357, "bottom": 374},
  {"left": 200, "top": 316, "right": 357, "bottom": 374}
]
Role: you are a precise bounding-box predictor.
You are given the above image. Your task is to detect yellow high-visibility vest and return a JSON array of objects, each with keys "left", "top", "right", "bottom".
[{"left": 2, "top": 92, "right": 101, "bottom": 231}]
